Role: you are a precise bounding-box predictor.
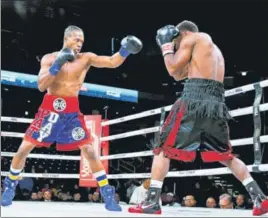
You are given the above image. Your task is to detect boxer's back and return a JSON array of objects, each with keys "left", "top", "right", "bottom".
[
  {"left": 188, "top": 32, "right": 225, "bottom": 83},
  {"left": 46, "top": 52, "right": 90, "bottom": 97}
]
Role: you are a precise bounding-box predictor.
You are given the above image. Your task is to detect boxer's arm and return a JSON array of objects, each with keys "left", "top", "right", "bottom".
[
  {"left": 37, "top": 54, "right": 55, "bottom": 92},
  {"left": 86, "top": 36, "right": 142, "bottom": 68},
  {"left": 164, "top": 38, "right": 195, "bottom": 76},
  {"left": 86, "top": 52, "right": 126, "bottom": 68},
  {"left": 172, "top": 66, "right": 188, "bottom": 81}
]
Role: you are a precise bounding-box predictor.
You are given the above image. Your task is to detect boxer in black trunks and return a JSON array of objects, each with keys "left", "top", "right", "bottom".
[{"left": 129, "top": 20, "right": 268, "bottom": 215}]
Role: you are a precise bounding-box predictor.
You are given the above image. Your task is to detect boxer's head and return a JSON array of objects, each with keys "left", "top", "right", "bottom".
[
  {"left": 173, "top": 20, "right": 199, "bottom": 49},
  {"left": 64, "top": 25, "right": 84, "bottom": 55}
]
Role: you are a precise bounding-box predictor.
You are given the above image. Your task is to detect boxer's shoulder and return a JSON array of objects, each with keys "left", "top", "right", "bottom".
[
  {"left": 180, "top": 34, "right": 197, "bottom": 48},
  {"left": 194, "top": 32, "right": 213, "bottom": 45},
  {"left": 40, "top": 53, "right": 57, "bottom": 65},
  {"left": 80, "top": 52, "right": 98, "bottom": 65},
  {"left": 82, "top": 52, "right": 96, "bottom": 59}
]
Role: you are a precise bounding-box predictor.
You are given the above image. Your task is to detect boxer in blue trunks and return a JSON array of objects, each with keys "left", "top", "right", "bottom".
[{"left": 1, "top": 25, "right": 142, "bottom": 211}]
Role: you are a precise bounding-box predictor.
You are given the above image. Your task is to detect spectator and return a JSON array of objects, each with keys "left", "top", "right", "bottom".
[
  {"left": 219, "top": 193, "right": 233, "bottom": 209},
  {"left": 161, "top": 185, "right": 170, "bottom": 205},
  {"left": 129, "top": 179, "right": 151, "bottom": 205},
  {"left": 206, "top": 197, "right": 217, "bottom": 208},
  {"left": 20, "top": 188, "right": 31, "bottom": 200},
  {"left": 56, "top": 191, "right": 63, "bottom": 201},
  {"left": 61, "top": 193, "right": 71, "bottom": 202},
  {"left": 73, "top": 193, "right": 82, "bottom": 202},
  {"left": 126, "top": 180, "right": 138, "bottom": 202},
  {"left": 235, "top": 194, "right": 247, "bottom": 209},
  {"left": 164, "top": 193, "right": 181, "bottom": 207},
  {"left": 37, "top": 191, "right": 44, "bottom": 201},
  {"left": 88, "top": 193, "right": 93, "bottom": 202},
  {"left": 114, "top": 193, "right": 127, "bottom": 205},
  {"left": 92, "top": 191, "right": 101, "bottom": 203},
  {"left": 18, "top": 177, "right": 34, "bottom": 193},
  {"left": 43, "top": 190, "right": 52, "bottom": 202},
  {"left": 73, "top": 184, "right": 80, "bottom": 193},
  {"left": 30, "top": 192, "right": 39, "bottom": 201},
  {"left": 183, "top": 195, "right": 197, "bottom": 207}
]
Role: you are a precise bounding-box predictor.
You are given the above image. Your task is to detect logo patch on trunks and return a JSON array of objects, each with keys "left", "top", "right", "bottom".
[
  {"left": 53, "top": 98, "right": 66, "bottom": 112},
  {"left": 72, "top": 127, "right": 86, "bottom": 141}
]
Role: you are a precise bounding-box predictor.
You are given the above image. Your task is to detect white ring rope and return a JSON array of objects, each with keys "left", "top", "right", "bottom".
[
  {"left": 2, "top": 103, "right": 268, "bottom": 142},
  {"left": 1, "top": 80, "right": 268, "bottom": 126},
  {"left": 1, "top": 80, "right": 268, "bottom": 180},
  {"left": 1, "top": 136, "right": 268, "bottom": 161},
  {"left": 1, "top": 164, "right": 268, "bottom": 179}
]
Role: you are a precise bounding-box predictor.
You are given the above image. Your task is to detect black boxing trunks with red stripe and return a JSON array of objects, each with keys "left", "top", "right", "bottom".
[{"left": 153, "top": 78, "right": 234, "bottom": 162}]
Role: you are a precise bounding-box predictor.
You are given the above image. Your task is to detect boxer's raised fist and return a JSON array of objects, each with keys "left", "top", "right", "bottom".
[
  {"left": 56, "top": 48, "right": 75, "bottom": 65},
  {"left": 156, "top": 25, "right": 179, "bottom": 56},
  {"left": 49, "top": 48, "right": 75, "bottom": 76},
  {"left": 156, "top": 25, "right": 179, "bottom": 46},
  {"left": 119, "top": 36, "right": 143, "bottom": 57}
]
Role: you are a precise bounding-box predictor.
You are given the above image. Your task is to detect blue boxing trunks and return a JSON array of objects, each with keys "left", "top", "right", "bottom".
[{"left": 24, "top": 94, "right": 92, "bottom": 151}]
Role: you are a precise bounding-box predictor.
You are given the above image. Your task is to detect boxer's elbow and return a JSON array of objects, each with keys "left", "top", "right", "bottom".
[
  {"left": 38, "top": 83, "right": 46, "bottom": 92},
  {"left": 165, "top": 61, "right": 179, "bottom": 76},
  {"left": 37, "top": 73, "right": 54, "bottom": 92},
  {"left": 37, "top": 79, "right": 48, "bottom": 92},
  {"left": 167, "top": 67, "right": 178, "bottom": 77}
]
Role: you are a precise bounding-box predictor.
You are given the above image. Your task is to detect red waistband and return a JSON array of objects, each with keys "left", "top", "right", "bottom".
[{"left": 40, "top": 94, "right": 80, "bottom": 113}]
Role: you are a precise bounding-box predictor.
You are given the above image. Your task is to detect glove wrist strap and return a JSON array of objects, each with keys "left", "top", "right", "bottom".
[
  {"left": 119, "top": 47, "right": 130, "bottom": 58},
  {"left": 161, "top": 43, "right": 174, "bottom": 56},
  {"left": 49, "top": 63, "right": 61, "bottom": 76}
]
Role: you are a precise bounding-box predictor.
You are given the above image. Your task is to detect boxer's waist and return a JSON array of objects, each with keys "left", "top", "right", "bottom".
[
  {"left": 40, "top": 94, "right": 80, "bottom": 113},
  {"left": 181, "top": 78, "right": 225, "bottom": 102},
  {"left": 179, "top": 78, "right": 231, "bottom": 120}
]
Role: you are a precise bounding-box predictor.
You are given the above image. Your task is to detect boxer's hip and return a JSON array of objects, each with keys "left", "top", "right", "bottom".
[
  {"left": 39, "top": 93, "right": 80, "bottom": 113},
  {"left": 153, "top": 78, "right": 234, "bottom": 162},
  {"left": 180, "top": 78, "right": 232, "bottom": 120},
  {"left": 24, "top": 94, "right": 91, "bottom": 150}
]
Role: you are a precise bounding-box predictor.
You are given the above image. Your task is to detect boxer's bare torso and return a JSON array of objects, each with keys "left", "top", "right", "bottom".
[
  {"left": 41, "top": 52, "right": 90, "bottom": 97},
  {"left": 37, "top": 29, "right": 133, "bottom": 97}
]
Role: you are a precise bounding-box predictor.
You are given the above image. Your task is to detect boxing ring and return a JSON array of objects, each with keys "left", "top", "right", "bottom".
[
  {"left": 1, "top": 79, "right": 268, "bottom": 217},
  {"left": 2, "top": 201, "right": 256, "bottom": 217}
]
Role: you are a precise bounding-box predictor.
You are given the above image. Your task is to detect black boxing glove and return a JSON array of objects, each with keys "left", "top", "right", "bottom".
[
  {"left": 156, "top": 25, "right": 180, "bottom": 56},
  {"left": 119, "top": 36, "right": 143, "bottom": 58},
  {"left": 49, "top": 48, "right": 75, "bottom": 76}
]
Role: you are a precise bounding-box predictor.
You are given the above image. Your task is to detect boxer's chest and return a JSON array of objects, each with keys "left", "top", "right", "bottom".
[{"left": 59, "top": 59, "right": 88, "bottom": 81}]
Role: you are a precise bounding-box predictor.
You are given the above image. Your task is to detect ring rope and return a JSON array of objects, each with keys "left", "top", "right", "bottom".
[
  {"left": 2, "top": 103, "right": 268, "bottom": 142},
  {"left": 1, "top": 80, "right": 268, "bottom": 180},
  {"left": 1, "top": 164, "right": 268, "bottom": 179},
  {"left": 1, "top": 135, "right": 268, "bottom": 161},
  {"left": 1, "top": 80, "right": 268, "bottom": 126}
]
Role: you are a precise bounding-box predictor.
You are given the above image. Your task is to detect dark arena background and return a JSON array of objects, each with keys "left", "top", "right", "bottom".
[{"left": 1, "top": 0, "right": 268, "bottom": 216}]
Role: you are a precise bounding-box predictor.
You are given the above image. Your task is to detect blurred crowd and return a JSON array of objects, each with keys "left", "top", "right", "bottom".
[{"left": 1, "top": 174, "right": 264, "bottom": 211}]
